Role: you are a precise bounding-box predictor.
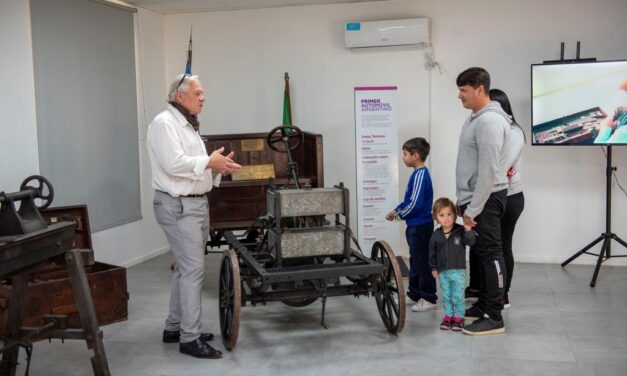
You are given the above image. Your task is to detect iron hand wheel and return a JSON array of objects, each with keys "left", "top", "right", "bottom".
[
  {"left": 20, "top": 175, "right": 54, "bottom": 210},
  {"left": 266, "top": 125, "right": 304, "bottom": 153},
  {"left": 219, "top": 249, "right": 241, "bottom": 350},
  {"left": 371, "top": 241, "right": 405, "bottom": 334}
]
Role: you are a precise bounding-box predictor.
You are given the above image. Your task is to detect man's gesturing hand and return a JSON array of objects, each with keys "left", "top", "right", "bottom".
[{"left": 207, "top": 147, "right": 241, "bottom": 175}]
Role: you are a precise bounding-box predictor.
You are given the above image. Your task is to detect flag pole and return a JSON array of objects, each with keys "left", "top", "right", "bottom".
[
  {"left": 185, "top": 26, "right": 193, "bottom": 75},
  {"left": 283, "top": 72, "right": 292, "bottom": 127}
]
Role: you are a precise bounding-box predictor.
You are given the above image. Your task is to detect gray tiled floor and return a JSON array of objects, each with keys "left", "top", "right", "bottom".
[{"left": 13, "top": 253, "right": 627, "bottom": 375}]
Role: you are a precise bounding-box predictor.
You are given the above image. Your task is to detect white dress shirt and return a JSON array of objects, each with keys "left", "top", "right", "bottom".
[{"left": 147, "top": 104, "right": 221, "bottom": 197}]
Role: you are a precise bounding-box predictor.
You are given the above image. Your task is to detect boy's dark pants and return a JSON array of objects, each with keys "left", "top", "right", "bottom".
[
  {"left": 462, "top": 190, "right": 507, "bottom": 320},
  {"left": 406, "top": 222, "right": 436, "bottom": 304}
]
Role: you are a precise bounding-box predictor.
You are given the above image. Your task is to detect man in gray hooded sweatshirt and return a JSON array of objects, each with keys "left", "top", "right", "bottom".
[{"left": 455, "top": 67, "right": 511, "bottom": 336}]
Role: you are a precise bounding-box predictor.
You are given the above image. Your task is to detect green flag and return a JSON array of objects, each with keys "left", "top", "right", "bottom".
[{"left": 282, "top": 72, "right": 292, "bottom": 126}]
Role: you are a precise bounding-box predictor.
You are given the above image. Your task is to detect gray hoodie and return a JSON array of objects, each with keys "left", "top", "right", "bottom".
[{"left": 456, "top": 101, "right": 511, "bottom": 218}]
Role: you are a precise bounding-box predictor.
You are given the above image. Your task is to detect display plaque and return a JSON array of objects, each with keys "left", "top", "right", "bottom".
[
  {"left": 241, "top": 139, "right": 265, "bottom": 151},
  {"left": 231, "top": 164, "right": 276, "bottom": 181}
]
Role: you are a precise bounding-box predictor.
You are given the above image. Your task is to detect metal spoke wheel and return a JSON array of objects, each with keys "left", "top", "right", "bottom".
[
  {"left": 20, "top": 175, "right": 54, "bottom": 210},
  {"left": 371, "top": 241, "right": 405, "bottom": 334},
  {"left": 266, "top": 125, "right": 303, "bottom": 153},
  {"left": 219, "top": 249, "right": 241, "bottom": 350}
]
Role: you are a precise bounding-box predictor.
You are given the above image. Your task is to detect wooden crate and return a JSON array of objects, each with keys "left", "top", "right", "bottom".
[
  {"left": 41, "top": 205, "right": 92, "bottom": 249},
  {"left": 0, "top": 205, "right": 129, "bottom": 334},
  {"left": 0, "top": 262, "right": 128, "bottom": 332},
  {"left": 202, "top": 131, "right": 324, "bottom": 231}
]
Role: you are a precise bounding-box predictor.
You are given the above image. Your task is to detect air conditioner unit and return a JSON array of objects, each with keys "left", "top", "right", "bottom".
[{"left": 344, "top": 18, "right": 430, "bottom": 49}]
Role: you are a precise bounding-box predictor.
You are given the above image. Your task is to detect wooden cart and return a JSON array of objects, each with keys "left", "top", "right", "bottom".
[{"left": 205, "top": 126, "right": 405, "bottom": 351}]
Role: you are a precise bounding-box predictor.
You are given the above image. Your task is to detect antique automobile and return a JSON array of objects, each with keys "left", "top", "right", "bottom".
[{"left": 204, "top": 125, "right": 406, "bottom": 351}]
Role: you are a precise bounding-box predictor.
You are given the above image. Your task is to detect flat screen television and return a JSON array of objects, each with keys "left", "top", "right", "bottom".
[{"left": 531, "top": 60, "right": 627, "bottom": 145}]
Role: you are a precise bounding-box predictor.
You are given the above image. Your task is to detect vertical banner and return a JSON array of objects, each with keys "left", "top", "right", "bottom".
[{"left": 355, "top": 87, "right": 400, "bottom": 254}]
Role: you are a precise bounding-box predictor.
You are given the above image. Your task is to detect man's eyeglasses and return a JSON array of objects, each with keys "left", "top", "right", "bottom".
[{"left": 176, "top": 74, "right": 189, "bottom": 91}]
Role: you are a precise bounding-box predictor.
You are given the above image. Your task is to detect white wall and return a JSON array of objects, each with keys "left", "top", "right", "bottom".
[
  {"left": 3, "top": 0, "right": 627, "bottom": 267},
  {"left": 427, "top": 0, "right": 627, "bottom": 265},
  {"left": 0, "top": 1, "right": 40, "bottom": 189},
  {"left": 0, "top": 2, "right": 169, "bottom": 267},
  {"left": 162, "top": 0, "right": 627, "bottom": 265},
  {"left": 164, "top": 1, "right": 432, "bottom": 258}
]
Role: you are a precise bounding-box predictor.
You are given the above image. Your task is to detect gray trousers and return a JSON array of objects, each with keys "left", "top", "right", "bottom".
[{"left": 153, "top": 190, "right": 209, "bottom": 343}]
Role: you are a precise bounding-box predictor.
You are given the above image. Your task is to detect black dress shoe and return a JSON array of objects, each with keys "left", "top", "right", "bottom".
[
  {"left": 163, "top": 330, "right": 214, "bottom": 343},
  {"left": 179, "top": 339, "right": 222, "bottom": 359}
]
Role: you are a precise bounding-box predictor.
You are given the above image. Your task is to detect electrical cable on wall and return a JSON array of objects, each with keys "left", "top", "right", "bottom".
[
  {"left": 423, "top": 47, "right": 441, "bottom": 74},
  {"left": 423, "top": 46, "right": 441, "bottom": 172}
]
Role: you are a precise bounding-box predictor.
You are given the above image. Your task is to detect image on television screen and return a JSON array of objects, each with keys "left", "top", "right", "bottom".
[{"left": 531, "top": 60, "right": 627, "bottom": 145}]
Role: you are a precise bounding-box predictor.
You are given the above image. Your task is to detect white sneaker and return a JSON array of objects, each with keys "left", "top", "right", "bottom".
[
  {"left": 411, "top": 299, "right": 437, "bottom": 312},
  {"left": 503, "top": 294, "right": 511, "bottom": 309},
  {"left": 406, "top": 296, "right": 417, "bottom": 304}
]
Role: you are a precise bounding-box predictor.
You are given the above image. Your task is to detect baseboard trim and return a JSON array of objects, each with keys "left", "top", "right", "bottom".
[{"left": 122, "top": 245, "right": 170, "bottom": 268}]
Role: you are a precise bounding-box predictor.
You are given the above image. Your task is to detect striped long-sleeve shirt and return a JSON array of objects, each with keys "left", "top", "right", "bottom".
[{"left": 395, "top": 166, "right": 433, "bottom": 227}]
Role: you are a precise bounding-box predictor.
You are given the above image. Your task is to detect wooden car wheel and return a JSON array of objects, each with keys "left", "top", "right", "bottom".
[
  {"left": 219, "top": 249, "right": 241, "bottom": 350},
  {"left": 371, "top": 241, "right": 405, "bottom": 334}
]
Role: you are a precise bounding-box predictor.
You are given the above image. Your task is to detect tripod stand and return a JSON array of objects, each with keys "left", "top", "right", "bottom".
[{"left": 561, "top": 145, "right": 627, "bottom": 287}]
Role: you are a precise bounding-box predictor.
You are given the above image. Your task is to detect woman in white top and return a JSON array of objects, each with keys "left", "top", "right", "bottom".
[{"left": 489, "top": 88, "right": 525, "bottom": 308}]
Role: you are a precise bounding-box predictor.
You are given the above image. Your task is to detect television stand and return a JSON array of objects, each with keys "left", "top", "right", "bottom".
[{"left": 561, "top": 145, "right": 627, "bottom": 286}]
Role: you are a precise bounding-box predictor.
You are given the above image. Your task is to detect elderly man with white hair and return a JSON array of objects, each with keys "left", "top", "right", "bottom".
[{"left": 147, "top": 74, "right": 240, "bottom": 359}]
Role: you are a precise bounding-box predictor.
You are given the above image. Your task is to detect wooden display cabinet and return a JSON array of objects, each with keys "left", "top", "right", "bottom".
[{"left": 202, "top": 131, "right": 324, "bottom": 231}]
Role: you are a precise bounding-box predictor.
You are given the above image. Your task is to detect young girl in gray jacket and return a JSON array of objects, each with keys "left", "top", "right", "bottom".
[{"left": 429, "top": 198, "right": 476, "bottom": 331}]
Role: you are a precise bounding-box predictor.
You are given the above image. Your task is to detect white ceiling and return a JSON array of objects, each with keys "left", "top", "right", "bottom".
[{"left": 122, "top": 0, "right": 386, "bottom": 13}]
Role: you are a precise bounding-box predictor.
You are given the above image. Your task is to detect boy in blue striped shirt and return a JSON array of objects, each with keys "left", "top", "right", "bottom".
[{"left": 386, "top": 137, "right": 436, "bottom": 312}]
